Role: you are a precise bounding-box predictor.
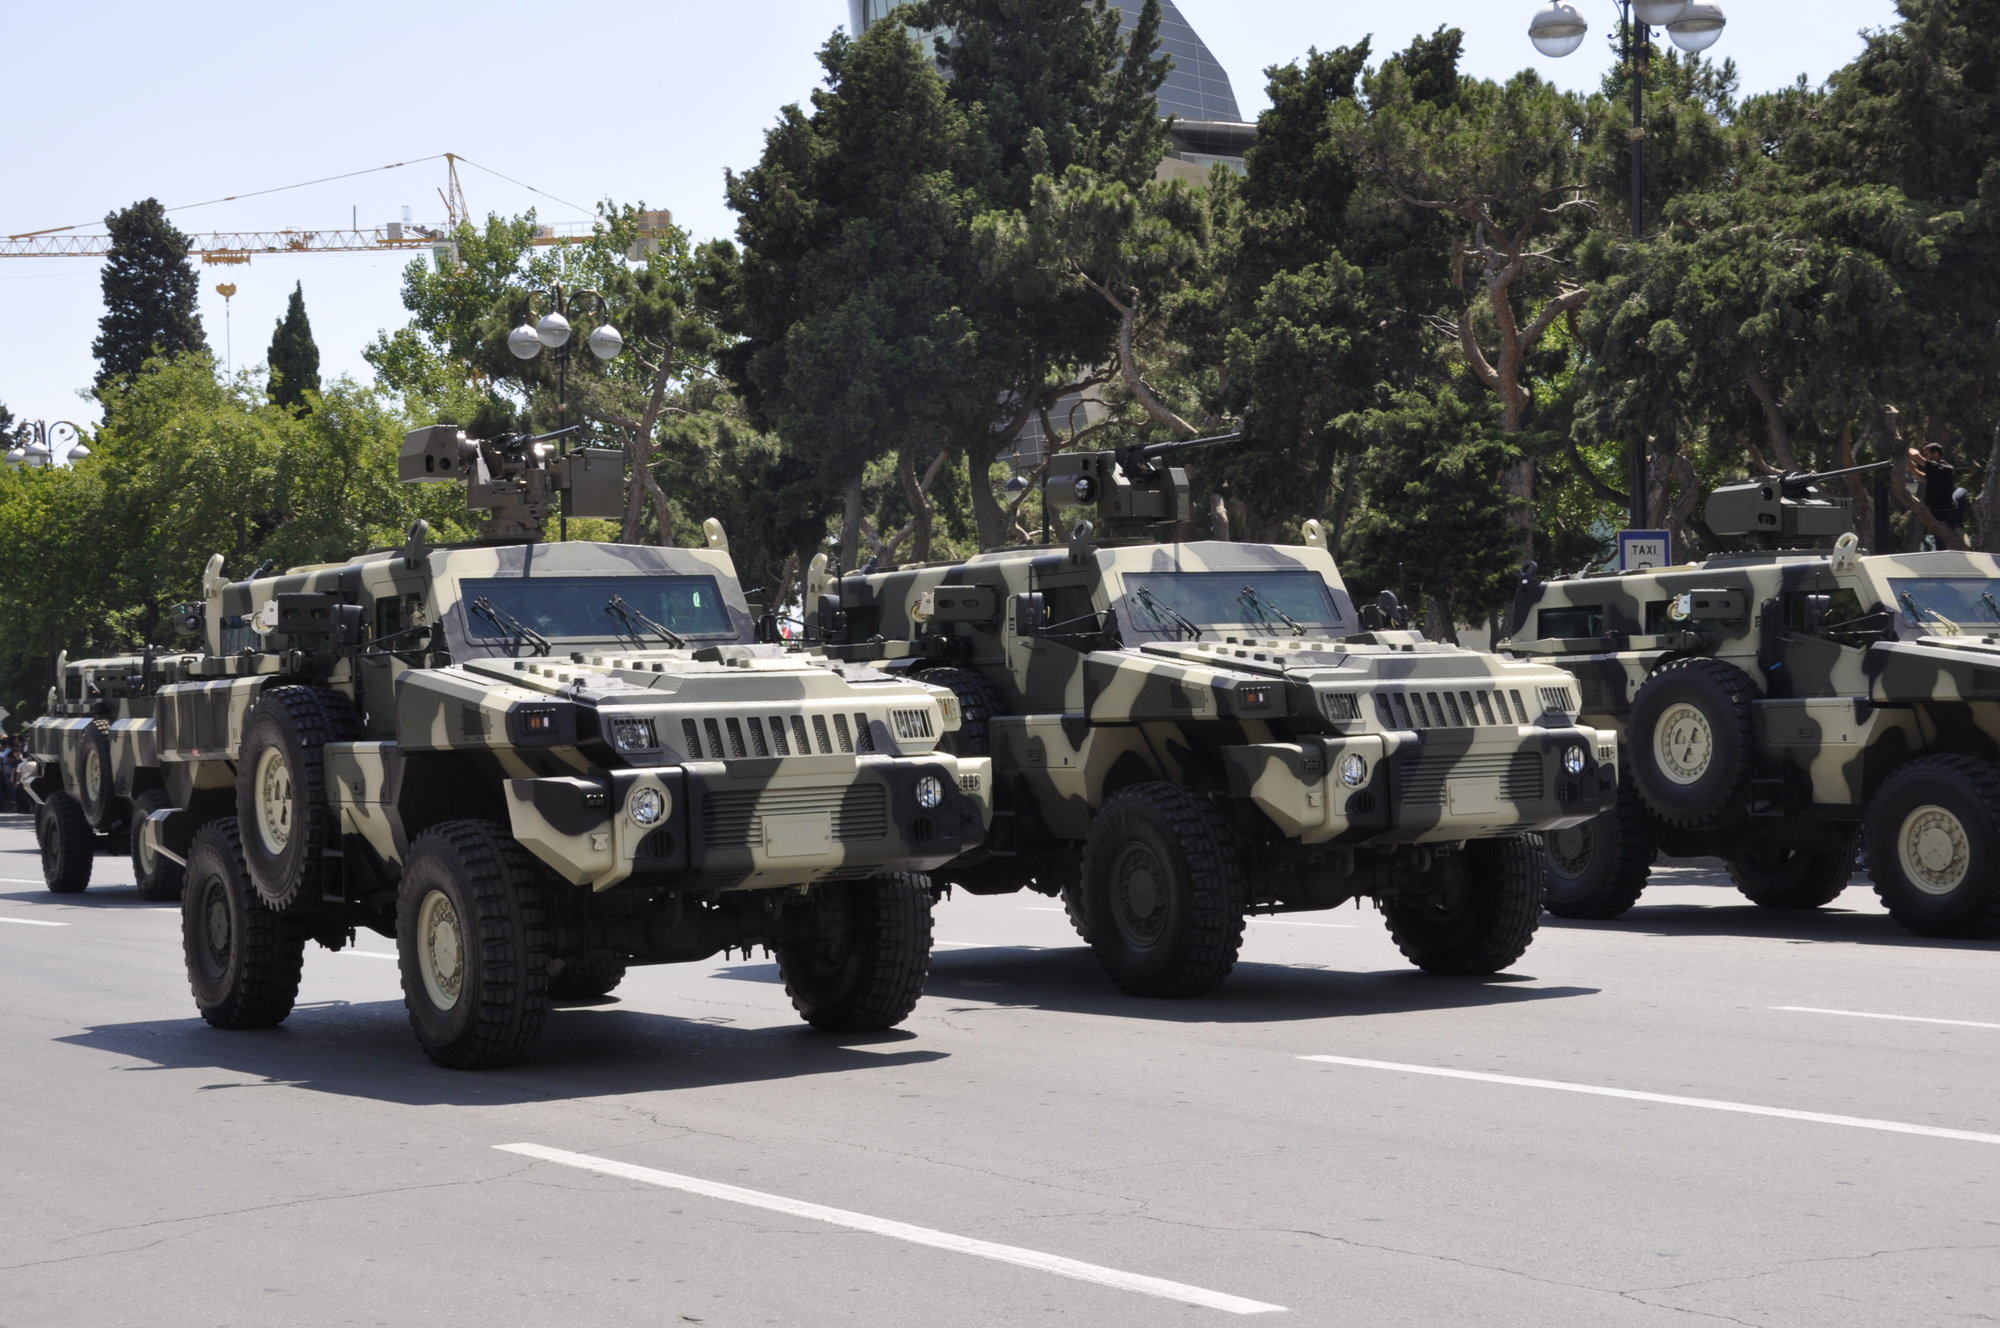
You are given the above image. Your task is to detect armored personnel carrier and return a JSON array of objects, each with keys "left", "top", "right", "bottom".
[
  {"left": 22, "top": 648, "right": 200, "bottom": 900},
  {"left": 134, "top": 425, "right": 989, "bottom": 1068},
  {"left": 815, "top": 435, "right": 1616, "bottom": 997},
  {"left": 1504, "top": 467, "right": 2000, "bottom": 938}
]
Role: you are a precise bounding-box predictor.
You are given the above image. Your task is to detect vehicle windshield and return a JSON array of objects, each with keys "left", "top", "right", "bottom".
[
  {"left": 1885, "top": 577, "right": 2000, "bottom": 633},
  {"left": 457, "top": 575, "right": 736, "bottom": 645},
  {"left": 1120, "top": 570, "right": 1346, "bottom": 637}
]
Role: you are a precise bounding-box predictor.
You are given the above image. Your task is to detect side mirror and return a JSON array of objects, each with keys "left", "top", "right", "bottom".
[{"left": 1012, "top": 592, "right": 1046, "bottom": 637}]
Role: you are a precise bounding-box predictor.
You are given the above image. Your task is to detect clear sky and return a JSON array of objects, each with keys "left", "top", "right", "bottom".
[{"left": 3, "top": 1, "right": 1902, "bottom": 432}]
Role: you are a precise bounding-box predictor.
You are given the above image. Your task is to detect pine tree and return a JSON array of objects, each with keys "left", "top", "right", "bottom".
[
  {"left": 91, "top": 199, "right": 207, "bottom": 393},
  {"left": 266, "top": 282, "right": 321, "bottom": 412}
]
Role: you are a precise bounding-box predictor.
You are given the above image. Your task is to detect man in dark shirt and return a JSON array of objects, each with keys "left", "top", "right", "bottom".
[{"left": 1909, "top": 443, "right": 1965, "bottom": 528}]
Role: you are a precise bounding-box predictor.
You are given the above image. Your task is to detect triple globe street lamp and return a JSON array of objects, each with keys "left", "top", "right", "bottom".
[
  {"left": 1529, "top": 0, "right": 1728, "bottom": 530},
  {"left": 506, "top": 284, "right": 625, "bottom": 538}
]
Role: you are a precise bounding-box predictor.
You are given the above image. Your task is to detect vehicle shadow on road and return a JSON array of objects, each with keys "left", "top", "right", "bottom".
[
  {"left": 715, "top": 947, "right": 1598, "bottom": 1023},
  {"left": 57, "top": 1000, "right": 946, "bottom": 1107},
  {"left": 0, "top": 887, "right": 166, "bottom": 911},
  {"left": 1547, "top": 877, "right": 2000, "bottom": 953}
]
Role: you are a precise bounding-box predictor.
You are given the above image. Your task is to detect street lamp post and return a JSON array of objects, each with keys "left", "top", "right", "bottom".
[
  {"left": 507, "top": 283, "right": 624, "bottom": 539},
  {"left": 4, "top": 420, "right": 91, "bottom": 469},
  {"left": 1529, "top": 0, "right": 1727, "bottom": 530}
]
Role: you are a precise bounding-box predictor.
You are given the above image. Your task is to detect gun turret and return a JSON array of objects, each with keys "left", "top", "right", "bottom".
[
  {"left": 400, "top": 424, "right": 626, "bottom": 543},
  {"left": 1043, "top": 430, "right": 1240, "bottom": 542},
  {"left": 1704, "top": 460, "right": 1891, "bottom": 547}
]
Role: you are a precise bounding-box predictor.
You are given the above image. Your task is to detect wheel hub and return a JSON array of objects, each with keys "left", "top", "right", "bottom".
[
  {"left": 252, "top": 747, "right": 294, "bottom": 857},
  {"left": 1110, "top": 844, "right": 1169, "bottom": 944},
  {"left": 1548, "top": 824, "right": 1592, "bottom": 876},
  {"left": 1900, "top": 804, "right": 1969, "bottom": 894},
  {"left": 417, "top": 889, "right": 465, "bottom": 1010},
  {"left": 203, "top": 880, "right": 231, "bottom": 969},
  {"left": 1654, "top": 703, "right": 1714, "bottom": 785}
]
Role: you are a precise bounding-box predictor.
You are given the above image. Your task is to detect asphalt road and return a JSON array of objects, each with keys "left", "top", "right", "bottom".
[{"left": 1, "top": 810, "right": 1995, "bottom": 1327}]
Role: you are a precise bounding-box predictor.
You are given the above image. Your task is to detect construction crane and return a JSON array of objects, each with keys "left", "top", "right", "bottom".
[{"left": 0, "top": 153, "right": 671, "bottom": 265}]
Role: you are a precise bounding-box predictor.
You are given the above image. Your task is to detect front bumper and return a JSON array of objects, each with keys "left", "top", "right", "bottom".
[
  {"left": 506, "top": 754, "right": 992, "bottom": 890},
  {"left": 1223, "top": 728, "right": 1616, "bottom": 846}
]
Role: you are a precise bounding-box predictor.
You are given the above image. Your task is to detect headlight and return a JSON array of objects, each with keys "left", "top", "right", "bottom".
[
  {"left": 610, "top": 716, "right": 657, "bottom": 753},
  {"left": 1562, "top": 744, "right": 1587, "bottom": 776},
  {"left": 628, "top": 786, "right": 665, "bottom": 826},
  {"left": 1339, "top": 754, "right": 1368, "bottom": 787},
  {"left": 914, "top": 775, "right": 943, "bottom": 809}
]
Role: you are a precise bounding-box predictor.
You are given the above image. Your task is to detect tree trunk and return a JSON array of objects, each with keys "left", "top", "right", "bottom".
[
  {"left": 966, "top": 445, "right": 1009, "bottom": 550},
  {"left": 1208, "top": 491, "right": 1231, "bottom": 542},
  {"left": 898, "top": 450, "right": 936, "bottom": 563},
  {"left": 1977, "top": 424, "right": 2000, "bottom": 554},
  {"left": 1424, "top": 593, "right": 1459, "bottom": 645},
  {"left": 838, "top": 473, "right": 866, "bottom": 574}
]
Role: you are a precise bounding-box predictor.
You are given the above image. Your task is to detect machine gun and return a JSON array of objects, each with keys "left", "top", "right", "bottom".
[
  {"left": 1042, "top": 429, "right": 1241, "bottom": 543},
  {"left": 399, "top": 424, "right": 625, "bottom": 542},
  {"left": 1705, "top": 460, "right": 1893, "bottom": 547}
]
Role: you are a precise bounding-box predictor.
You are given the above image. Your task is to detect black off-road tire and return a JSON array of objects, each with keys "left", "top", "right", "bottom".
[
  {"left": 38, "top": 790, "right": 94, "bottom": 894},
  {"left": 130, "top": 788, "right": 186, "bottom": 902},
  {"left": 1627, "top": 658, "right": 1758, "bottom": 830},
  {"left": 182, "top": 818, "right": 307, "bottom": 1029},
  {"left": 1081, "top": 783, "right": 1247, "bottom": 998},
  {"left": 397, "top": 821, "right": 552, "bottom": 1069},
  {"left": 1543, "top": 770, "right": 1655, "bottom": 919},
  {"left": 914, "top": 666, "right": 1004, "bottom": 759},
  {"left": 78, "top": 720, "right": 123, "bottom": 831},
  {"left": 1383, "top": 834, "right": 1546, "bottom": 975},
  {"left": 1726, "top": 831, "right": 1860, "bottom": 909},
  {"left": 236, "top": 686, "right": 358, "bottom": 913},
  {"left": 548, "top": 952, "right": 629, "bottom": 1000},
  {"left": 1058, "top": 873, "right": 1093, "bottom": 942},
  {"left": 1864, "top": 756, "right": 2000, "bottom": 939},
  {"left": 777, "top": 873, "right": 934, "bottom": 1031},
  {"left": 916, "top": 665, "right": 1005, "bottom": 872}
]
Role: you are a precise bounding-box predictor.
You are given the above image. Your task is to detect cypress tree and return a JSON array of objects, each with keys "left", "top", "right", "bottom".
[
  {"left": 91, "top": 199, "right": 207, "bottom": 393},
  {"left": 267, "top": 282, "right": 322, "bottom": 412}
]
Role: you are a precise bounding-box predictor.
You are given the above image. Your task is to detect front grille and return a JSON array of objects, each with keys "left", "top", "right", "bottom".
[
  {"left": 1321, "top": 692, "right": 1361, "bottom": 722},
  {"left": 1538, "top": 685, "right": 1577, "bottom": 717},
  {"left": 701, "top": 785, "right": 890, "bottom": 848},
  {"left": 1376, "top": 687, "right": 1531, "bottom": 731},
  {"left": 676, "top": 712, "right": 882, "bottom": 760},
  {"left": 892, "top": 707, "right": 935, "bottom": 740},
  {"left": 1400, "top": 751, "right": 1542, "bottom": 806}
]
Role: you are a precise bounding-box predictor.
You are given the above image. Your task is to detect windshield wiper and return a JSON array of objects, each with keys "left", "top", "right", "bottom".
[
  {"left": 1897, "top": 590, "right": 1962, "bottom": 636},
  {"left": 1239, "top": 585, "right": 1306, "bottom": 636},
  {"left": 469, "top": 597, "right": 551, "bottom": 655},
  {"left": 605, "top": 596, "right": 686, "bottom": 649},
  {"left": 1132, "top": 587, "right": 1203, "bottom": 641},
  {"left": 1979, "top": 591, "right": 2000, "bottom": 625}
]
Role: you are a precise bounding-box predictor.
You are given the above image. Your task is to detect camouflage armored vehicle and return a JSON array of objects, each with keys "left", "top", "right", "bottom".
[
  {"left": 139, "top": 425, "right": 989, "bottom": 1068},
  {"left": 21, "top": 647, "right": 201, "bottom": 900},
  {"left": 813, "top": 436, "right": 1617, "bottom": 997},
  {"left": 1504, "top": 467, "right": 2000, "bottom": 939}
]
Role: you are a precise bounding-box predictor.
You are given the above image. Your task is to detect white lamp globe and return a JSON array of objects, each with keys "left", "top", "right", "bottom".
[
  {"left": 586, "top": 323, "right": 624, "bottom": 361},
  {"left": 536, "top": 310, "right": 572, "bottom": 349},
  {"left": 4, "top": 448, "right": 24, "bottom": 465},
  {"left": 1633, "top": 1, "right": 1690, "bottom": 27},
  {"left": 507, "top": 322, "right": 544, "bottom": 360},
  {"left": 66, "top": 441, "right": 90, "bottom": 459},
  {"left": 1667, "top": 1, "right": 1727, "bottom": 51},
  {"left": 1528, "top": 2, "right": 1589, "bottom": 58},
  {"left": 25, "top": 439, "right": 50, "bottom": 458}
]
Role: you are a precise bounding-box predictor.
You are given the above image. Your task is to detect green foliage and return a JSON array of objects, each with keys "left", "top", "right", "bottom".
[
  {"left": 0, "top": 357, "right": 466, "bottom": 715},
  {"left": 92, "top": 199, "right": 207, "bottom": 395},
  {"left": 266, "top": 281, "right": 322, "bottom": 413}
]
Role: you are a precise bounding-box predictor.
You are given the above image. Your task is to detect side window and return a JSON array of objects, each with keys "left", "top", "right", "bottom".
[
  {"left": 375, "top": 597, "right": 402, "bottom": 639},
  {"left": 1783, "top": 587, "right": 1871, "bottom": 645},
  {"left": 1538, "top": 605, "right": 1603, "bottom": 639},
  {"left": 1043, "top": 584, "right": 1101, "bottom": 633}
]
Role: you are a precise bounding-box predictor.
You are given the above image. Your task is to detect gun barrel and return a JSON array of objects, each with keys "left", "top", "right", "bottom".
[
  {"left": 1780, "top": 459, "right": 1893, "bottom": 490},
  {"left": 1136, "top": 430, "right": 1241, "bottom": 459}
]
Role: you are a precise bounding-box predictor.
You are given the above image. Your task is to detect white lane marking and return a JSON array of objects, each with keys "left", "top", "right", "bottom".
[
  {"left": 1775, "top": 1006, "right": 2000, "bottom": 1031},
  {"left": 0, "top": 916, "right": 67, "bottom": 927},
  {"left": 496, "top": 1143, "right": 1286, "bottom": 1315},
  {"left": 1247, "top": 919, "right": 1356, "bottom": 929},
  {"left": 0, "top": 877, "right": 54, "bottom": 885},
  {"left": 1299, "top": 1056, "right": 2000, "bottom": 1147},
  {"left": 336, "top": 950, "right": 399, "bottom": 960},
  {"left": 934, "top": 941, "right": 1046, "bottom": 950}
]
